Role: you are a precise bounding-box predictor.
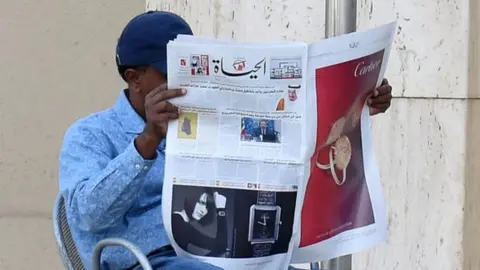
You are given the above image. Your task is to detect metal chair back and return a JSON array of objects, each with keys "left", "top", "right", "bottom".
[{"left": 53, "top": 192, "right": 85, "bottom": 270}]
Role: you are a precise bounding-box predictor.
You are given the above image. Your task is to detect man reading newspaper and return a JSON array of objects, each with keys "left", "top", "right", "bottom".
[{"left": 58, "top": 11, "right": 393, "bottom": 270}]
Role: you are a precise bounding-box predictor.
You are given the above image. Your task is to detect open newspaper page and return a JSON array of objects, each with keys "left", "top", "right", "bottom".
[
  {"left": 163, "top": 41, "right": 309, "bottom": 270},
  {"left": 290, "top": 22, "right": 397, "bottom": 263}
]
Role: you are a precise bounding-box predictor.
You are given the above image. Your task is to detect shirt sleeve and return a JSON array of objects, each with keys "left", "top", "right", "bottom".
[{"left": 58, "top": 120, "right": 155, "bottom": 232}]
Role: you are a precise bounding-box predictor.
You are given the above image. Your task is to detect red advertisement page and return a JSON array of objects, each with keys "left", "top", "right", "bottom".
[{"left": 300, "top": 50, "right": 385, "bottom": 247}]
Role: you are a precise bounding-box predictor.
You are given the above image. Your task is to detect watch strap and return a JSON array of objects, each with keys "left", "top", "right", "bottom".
[
  {"left": 257, "top": 191, "right": 276, "bottom": 206},
  {"left": 252, "top": 243, "right": 273, "bottom": 257}
]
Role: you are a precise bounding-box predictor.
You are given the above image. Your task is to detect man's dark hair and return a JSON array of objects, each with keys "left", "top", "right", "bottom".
[
  {"left": 184, "top": 187, "right": 216, "bottom": 226},
  {"left": 116, "top": 56, "right": 149, "bottom": 82}
]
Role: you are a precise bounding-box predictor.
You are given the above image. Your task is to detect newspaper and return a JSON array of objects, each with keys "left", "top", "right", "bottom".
[{"left": 162, "top": 21, "right": 397, "bottom": 270}]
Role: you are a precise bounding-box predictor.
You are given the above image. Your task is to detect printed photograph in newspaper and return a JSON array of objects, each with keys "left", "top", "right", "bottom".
[
  {"left": 171, "top": 185, "right": 297, "bottom": 258},
  {"left": 300, "top": 49, "right": 385, "bottom": 247},
  {"left": 275, "top": 84, "right": 301, "bottom": 112},
  {"left": 269, "top": 57, "right": 303, "bottom": 80},
  {"left": 239, "top": 118, "right": 282, "bottom": 144},
  {"left": 177, "top": 111, "right": 198, "bottom": 140},
  {"left": 190, "top": 54, "right": 210, "bottom": 76}
]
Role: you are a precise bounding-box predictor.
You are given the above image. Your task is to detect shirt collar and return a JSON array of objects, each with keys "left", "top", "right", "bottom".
[
  {"left": 112, "top": 89, "right": 167, "bottom": 153},
  {"left": 113, "top": 89, "right": 145, "bottom": 134}
]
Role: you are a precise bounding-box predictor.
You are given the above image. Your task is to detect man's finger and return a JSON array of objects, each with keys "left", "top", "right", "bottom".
[
  {"left": 165, "top": 112, "right": 180, "bottom": 120},
  {"left": 381, "top": 78, "right": 389, "bottom": 86},
  {"left": 153, "top": 101, "right": 178, "bottom": 113},
  {"left": 369, "top": 93, "right": 392, "bottom": 105},
  {"left": 369, "top": 107, "right": 379, "bottom": 116},
  {"left": 367, "top": 92, "right": 391, "bottom": 105},
  {"left": 151, "top": 112, "right": 179, "bottom": 123},
  {"left": 369, "top": 104, "right": 389, "bottom": 116},
  {"left": 370, "top": 101, "right": 391, "bottom": 111},
  {"left": 159, "top": 88, "right": 187, "bottom": 101},
  {"left": 149, "top": 88, "right": 186, "bottom": 105},
  {"left": 145, "top": 83, "right": 168, "bottom": 99},
  {"left": 376, "top": 84, "right": 392, "bottom": 95}
]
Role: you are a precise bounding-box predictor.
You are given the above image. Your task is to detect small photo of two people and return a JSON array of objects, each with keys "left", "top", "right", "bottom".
[{"left": 240, "top": 117, "right": 281, "bottom": 143}]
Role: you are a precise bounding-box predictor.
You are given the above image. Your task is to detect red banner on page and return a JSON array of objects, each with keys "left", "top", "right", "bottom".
[{"left": 300, "top": 50, "right": 385, "bottom": 247}]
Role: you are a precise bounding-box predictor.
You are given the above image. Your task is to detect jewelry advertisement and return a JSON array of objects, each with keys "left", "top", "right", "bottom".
[{"left": 300, "top": 50, "right": 385, "bottom": 247}]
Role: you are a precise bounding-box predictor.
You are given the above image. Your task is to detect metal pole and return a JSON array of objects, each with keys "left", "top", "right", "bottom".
[
  {"left": 310, "top": 1, "right": 357, "bottom": 270},
  {"left": 325, "top": 0, "right": 357, "bottom": 38}
]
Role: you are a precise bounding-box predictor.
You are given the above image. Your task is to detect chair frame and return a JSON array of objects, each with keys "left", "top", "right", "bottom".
[{"left": 52, "top": 192, "right": 152, "bottom": 270}]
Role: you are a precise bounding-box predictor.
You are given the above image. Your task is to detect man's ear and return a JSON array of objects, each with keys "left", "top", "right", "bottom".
[{"left": 124, "top": 69, "right": 142, "bottom": 93}]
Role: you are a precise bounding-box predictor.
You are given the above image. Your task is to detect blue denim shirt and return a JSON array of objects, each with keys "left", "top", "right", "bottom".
[{"left": 58, "top": 90, "right": 169, "bottom": 269}]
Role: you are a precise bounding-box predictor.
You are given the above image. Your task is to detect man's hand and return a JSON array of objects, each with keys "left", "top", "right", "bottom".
[
  {"left": 135, "top": 85, "right": 186, "bottom": 159},
  {"left": 144, "top": 85, "right": 186, "bottom": 138},
  {"left": 368, "top": 78, "right": 392, "bottom": 116}
]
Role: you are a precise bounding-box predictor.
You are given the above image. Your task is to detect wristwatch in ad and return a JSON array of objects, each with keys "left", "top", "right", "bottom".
[{"left": 248, "top": 191, "right": 282, "bottom": 257}]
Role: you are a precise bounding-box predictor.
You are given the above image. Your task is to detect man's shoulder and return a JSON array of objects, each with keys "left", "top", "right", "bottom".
[{"left": 63, "top": 108, "right": 120, "bottom": 143}]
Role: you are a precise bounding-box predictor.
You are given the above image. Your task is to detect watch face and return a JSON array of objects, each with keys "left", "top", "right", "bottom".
[{"left": 248, "top": 205, "right": 281, "bottom": 243}]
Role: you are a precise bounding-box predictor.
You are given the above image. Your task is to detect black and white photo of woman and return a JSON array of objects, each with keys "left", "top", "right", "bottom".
[{"left": 171, "top": 186, "right": 230, "bottom": 257}]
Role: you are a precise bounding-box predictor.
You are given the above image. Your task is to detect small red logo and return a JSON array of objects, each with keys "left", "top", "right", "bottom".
[
  {"left": 233, "top": 60, "right": 246, "bottom": 71},
  {"left": 233, "top": 60, "right": 247, "bottom": 71}
]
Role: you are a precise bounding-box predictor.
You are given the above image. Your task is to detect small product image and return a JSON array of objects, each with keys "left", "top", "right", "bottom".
[
  {"left": 314, "top": 93, "right": 369, "bottom": 185},
  {"left": 190, "top": 54, "right": 210, "bottom": 76},
  {"left": 276, "top": 84, "right": 301, "bottom": 111},
  {"left": 237, "top": 190, "right": 297, "bottom": 258},
  {"left": 315, "top": 135, "right": 352, "bottom": 186},
  {"left": 240, "top": 117, "right": 281, "bottom": 143},
  {"left": 269, "top": 57, "right": 303, "bottom": 80},
  {"left": 177, "top": 112, "right": 198, "bottom": 139},
  {"left": 247, "top": 192, "right": 282, "bottom": 251}
]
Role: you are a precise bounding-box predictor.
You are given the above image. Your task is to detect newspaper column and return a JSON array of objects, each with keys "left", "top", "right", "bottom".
[{"left": 317, "top": 2, "right": 356, "bottom": 270}]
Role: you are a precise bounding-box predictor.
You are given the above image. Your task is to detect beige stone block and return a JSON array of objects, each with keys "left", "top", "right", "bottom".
[
  {"left": 148, "top": 0, "right": 327, "bottom": 43},
  {"left": 0, "top": 216, "right": 62, "bottom": 270},
  {"left": 353, "top": 99, "right": 466, "bottom": 269},
  {"left": 358, "top": 0, "right": 469, "bottom": 98}
]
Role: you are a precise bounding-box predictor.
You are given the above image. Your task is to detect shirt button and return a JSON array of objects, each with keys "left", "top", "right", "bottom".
[
  {"left": 143, "top": 166, "right": 149, "bottom": 171},
  {"left": 135, "top": 164, "right": 141, "bottom": 169}
]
